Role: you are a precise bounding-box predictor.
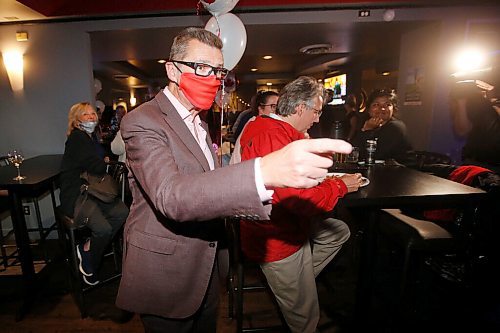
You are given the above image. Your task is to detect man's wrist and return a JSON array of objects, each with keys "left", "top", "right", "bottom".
[{"left": 255, "top": 157, "right": 273, "bottom": 202}]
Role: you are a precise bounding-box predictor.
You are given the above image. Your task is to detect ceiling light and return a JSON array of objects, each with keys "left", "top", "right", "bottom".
[
  {"left": 262, "top": 56, "right": 272, "bottom": 60},
  {"left": 157, "top": 59, "right": 166, "bottom": 64},
  {"left": 299, "top": 44, "right": 334, "bottom": 55},
  {"left": 251, "top": 68, "right": 258, "bottom": 72},
  {"left": 113, "top": 74, "right": 129, "bottom": 79},
  {"left": 266, "top": 82, "right": 272, "bottom": 86},
  {"left": 382, "top": 71, "right": 390, "bottom": 76}
]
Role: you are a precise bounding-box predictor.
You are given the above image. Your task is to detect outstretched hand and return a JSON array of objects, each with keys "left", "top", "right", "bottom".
[{"left": 260, "top": 138, "right": 353, "bottom": 188}]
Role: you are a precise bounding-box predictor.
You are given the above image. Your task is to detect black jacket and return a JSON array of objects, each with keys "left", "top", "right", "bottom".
[
  {"left": 59, "top": 129, "right": 107, "bottom": 217},
  {"left": 353, "top": 118, "right": 413, "bottom": 161}
]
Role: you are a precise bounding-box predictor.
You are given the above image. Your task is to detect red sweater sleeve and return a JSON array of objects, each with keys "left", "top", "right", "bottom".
[
  {"left": 241, "top": 122, "right": 347, "bottom": 217},
  {"left": 273, "top": 177, "right": 347, "bottom": 217}
]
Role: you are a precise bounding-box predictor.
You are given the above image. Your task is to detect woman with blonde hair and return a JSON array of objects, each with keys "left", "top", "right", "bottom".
[{"left": 59, "top": 102, "right": 128, "bottom": 285}]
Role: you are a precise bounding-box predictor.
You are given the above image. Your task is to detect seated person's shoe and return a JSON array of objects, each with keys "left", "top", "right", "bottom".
[
  {"left": 76, "top": 243, "right": 93, "bottom": 277},
  {"left": 82, "top": 273, "right": 100, "bottom": 286}
]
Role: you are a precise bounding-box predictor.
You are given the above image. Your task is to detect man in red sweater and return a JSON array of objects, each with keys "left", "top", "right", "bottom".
[{"left": 239, "top": 76, "right": 362, "bottom": 333}]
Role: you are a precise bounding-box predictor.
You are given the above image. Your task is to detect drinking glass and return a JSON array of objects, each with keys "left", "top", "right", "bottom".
[
  {"left": 7, "top": 149, "right": 26, "bottom": 181},
  {"left": 347, "top": 147, "right": 359, "bottom": 163},
  {"left": 365, "top": 140, "right": 377, "bottom": 165}
]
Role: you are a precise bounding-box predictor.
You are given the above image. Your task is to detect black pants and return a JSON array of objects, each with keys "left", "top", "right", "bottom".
[
  {"left": 74, "top": 195, "right": 128, "bottom": 270},
  {"left": 140, "top": 251, "right": 226, "bottom": 333}
]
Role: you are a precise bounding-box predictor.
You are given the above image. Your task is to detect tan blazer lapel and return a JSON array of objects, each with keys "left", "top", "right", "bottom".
[{"left": 154, "top": 93, "right": 211, "bottom": 172}]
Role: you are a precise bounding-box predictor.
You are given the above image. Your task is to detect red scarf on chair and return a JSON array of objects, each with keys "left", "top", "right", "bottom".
[{"left": 423, "top": 166, "right": 491, "bottom": 222}]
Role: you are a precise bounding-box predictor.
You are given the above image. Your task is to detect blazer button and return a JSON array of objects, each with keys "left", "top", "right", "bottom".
[{"left": 209, "top": 242, "right": 216, "bottom": 248}]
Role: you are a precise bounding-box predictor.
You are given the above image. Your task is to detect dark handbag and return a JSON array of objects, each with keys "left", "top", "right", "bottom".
[{"left": 80, "top": 171, "right": 119, "bottom": 203}]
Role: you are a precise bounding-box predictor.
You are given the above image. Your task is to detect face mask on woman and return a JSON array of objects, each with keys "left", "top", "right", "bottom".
[{"left": 79, "top": 121, "right": 98, "bottom": 134}]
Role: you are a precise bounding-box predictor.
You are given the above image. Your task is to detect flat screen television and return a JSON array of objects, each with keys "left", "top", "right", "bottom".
[{"left": 324, "top": 74, "right": 347, "bottom": 105}]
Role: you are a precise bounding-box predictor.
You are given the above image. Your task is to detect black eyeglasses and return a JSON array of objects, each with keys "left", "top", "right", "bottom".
[
  {"left": 260, "top": 104, "right": 277, "bottom": 110},
  {"left": 170, "top": 60, "right": 228, "bottom": 80}
]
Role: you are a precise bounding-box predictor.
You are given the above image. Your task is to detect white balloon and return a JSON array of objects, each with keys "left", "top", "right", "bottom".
[
  {"left": 95, "top": 100, "right": 105, "bottom": 114},
  {"left": 205, "top": 13, "right": 247, "bottom": 71},
  {"left": 94, "top": 78, "right": 102, "bottom": 95},
  {"left": 200, "top": 0, "right": 239, "bottom": 17}
]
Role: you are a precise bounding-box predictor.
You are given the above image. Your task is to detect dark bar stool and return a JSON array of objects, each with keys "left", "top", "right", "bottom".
[
  {"left": 55, "top": 207, "right": 122, "bottom": 318},
  {"left": 54, "top": 162, "right": 126, "bottom": 317},
  {"left": 378, "top": 209, "right": 457, "bottom": 325},
  {"left": 226, "top": 219, "right": 289, "bottom": 333}
]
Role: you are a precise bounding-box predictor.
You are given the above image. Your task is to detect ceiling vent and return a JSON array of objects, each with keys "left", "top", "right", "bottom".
[{"left": 299, "top": 44, "right": 334, "bottom": 55}]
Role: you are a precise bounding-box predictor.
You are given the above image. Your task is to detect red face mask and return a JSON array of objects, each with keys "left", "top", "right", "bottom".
[{"left": 179, "top": 73, "right": 221, "bottom": 110}]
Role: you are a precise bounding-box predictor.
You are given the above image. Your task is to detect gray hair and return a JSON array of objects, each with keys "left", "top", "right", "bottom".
[
  {"left": 276, "top": 76, "right": 324, "bottom": 116},
  {"left": 169, "top": 27, "right": 223, "bottom": 61}
]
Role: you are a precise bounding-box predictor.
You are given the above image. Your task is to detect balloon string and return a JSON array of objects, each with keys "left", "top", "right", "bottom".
[
  {"left": 214, "top": 15, "right": 221, "bottom": 38},
  {"left": 196, "top": 1, "right": 202, "bottom": 16},
  {"left": 219, "top": 80, "right": 225, "bottom": 166}
]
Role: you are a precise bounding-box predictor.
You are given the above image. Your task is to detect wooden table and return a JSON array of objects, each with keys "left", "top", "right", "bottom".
[
  {"left": 0, "top": 154, "right": 63, "bottom": 320},
  {"left": 334, "top": 165, "right": 486, "bottom": 328}
]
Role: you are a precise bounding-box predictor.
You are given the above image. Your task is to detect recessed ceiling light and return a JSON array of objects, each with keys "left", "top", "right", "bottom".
[
  {"left": 382, "top": 71, "right": 390, "bottom": 76},
  {"left": 266, "top": 82, "right": 273, "bottom": 86},
  {"left": 157, "top": 59, "right": 166, "bottom": 64},
  {"left": 263, "top": 55, "right": 273, "bottom": 60},
  {"left": 114, "top": 74, "right": 130, "bottom": 79},
  {"left": 251, "top": 68, "right": 258, "bottom": 72}
]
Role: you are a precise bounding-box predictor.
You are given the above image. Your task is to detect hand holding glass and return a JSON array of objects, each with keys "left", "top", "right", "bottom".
[{"left": 7, "top": 150, "right": 26, "bottom": 180}]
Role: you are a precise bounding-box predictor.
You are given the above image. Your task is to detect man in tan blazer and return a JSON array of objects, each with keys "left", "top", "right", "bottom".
[{"left": 116, "top": 27, "right": 353, "bottom": 332}]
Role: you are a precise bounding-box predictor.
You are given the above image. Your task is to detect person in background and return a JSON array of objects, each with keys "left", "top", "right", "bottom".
[
  {"left": 59, "top": 102, "right": 128, "bottom": 285},
  {"left": 239, "top": 76, "right": 362, "bottom": 333},
  {"left": 231, "top": 95, "right": 257, "bottom": 135},
  {"left": 342, "top": 93, "right": 359, "bottom": 142},
  {"left": 352, "top": 89, "right": 413, "bottom": 161},
  {"left": 229, "top": 90, "right": 279, "bottom": 164},
  {"left": 232, "top": 93, "right": 261, "bottom": 139},
  {"left": 110, "top": 105, "right": 127, "bottom": 137},
  {"left": 449, "top": 80, "right": 500, "bottom": 173},
  {"left": 115, "top": 28, "right": 354, "bottom": 333}
]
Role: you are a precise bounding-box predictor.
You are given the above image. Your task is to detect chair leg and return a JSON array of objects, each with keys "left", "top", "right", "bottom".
[
  {"left": 236, "top": 261, "right": 244, "bottom": 333},
  {"left": 227, "top": 265, "right": 235, "bottom": 319},
  {"left": 399, "top": 242, "right": 413, "bottom": 300},
  {"left": 68, "top": 228, "right": 87, "bottom": 318},
  {"left": 0, "top": 225, "right": 8, "bottom": 270},
  {"left": 33, "top": 198, "right": 52, "bottom": 263}
]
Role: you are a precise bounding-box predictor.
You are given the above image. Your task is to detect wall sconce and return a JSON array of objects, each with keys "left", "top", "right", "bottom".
[
  {"left": 2, "top": 51, "right": 24, "bottom": 92},
  {"left": 130, "top": 92, "right": 137, "bottom": 107}
]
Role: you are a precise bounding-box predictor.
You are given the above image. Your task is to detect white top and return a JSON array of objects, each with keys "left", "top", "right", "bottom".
[{"left": 111, "top": 130, "right": 126, "bottom": 162}]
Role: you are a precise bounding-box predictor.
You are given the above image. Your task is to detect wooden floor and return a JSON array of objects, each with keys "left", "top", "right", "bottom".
[
  {"left": 1, "top": 228, "right": 500, "bottom": 333},
  {"left": 0, "top": 251, "right": 353, "bottom": 333}
]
